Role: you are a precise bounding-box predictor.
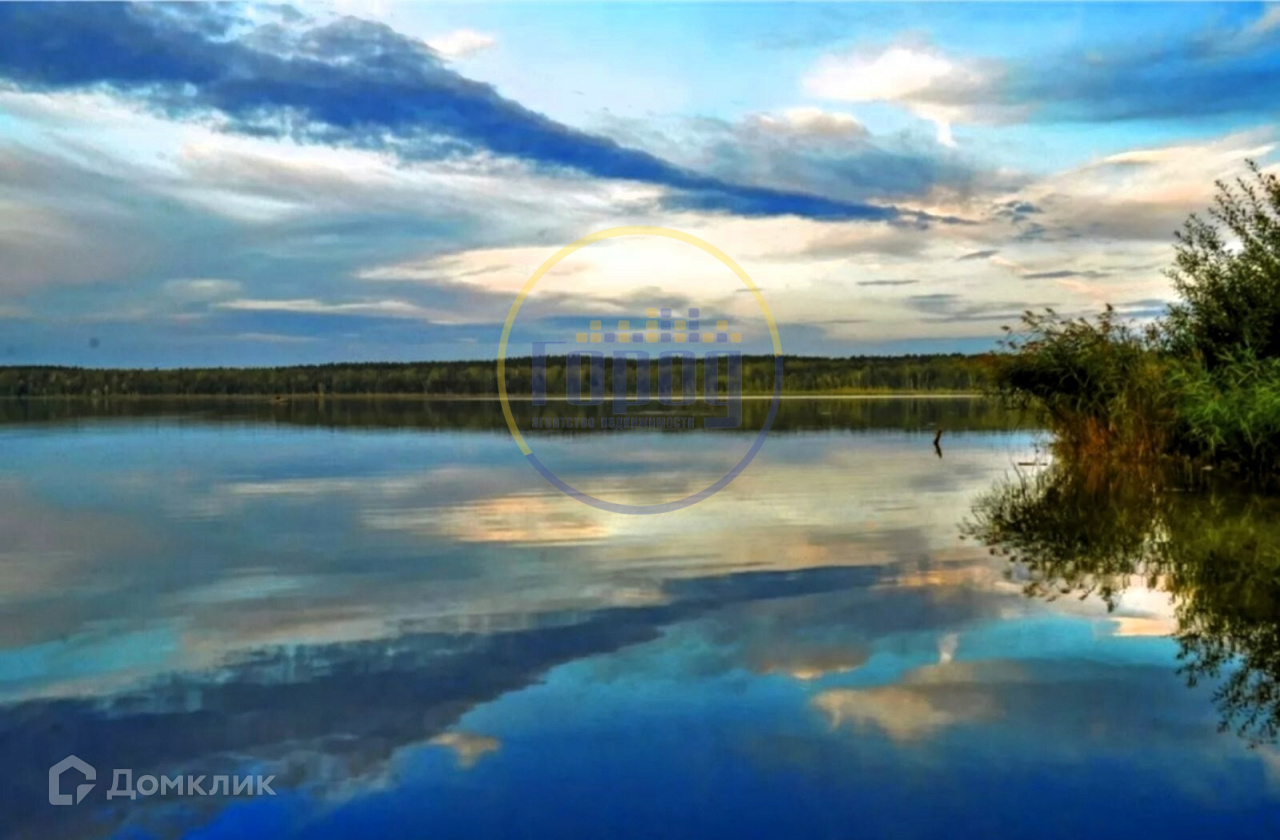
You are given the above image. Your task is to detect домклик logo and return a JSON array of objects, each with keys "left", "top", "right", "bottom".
[{"left": 49, "top": 755, "right": 96, "bottom": 806}]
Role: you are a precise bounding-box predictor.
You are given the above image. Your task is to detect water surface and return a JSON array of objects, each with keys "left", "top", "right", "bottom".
[{"left": 1, "top": 399, "right": 1277, "bottom": 839}]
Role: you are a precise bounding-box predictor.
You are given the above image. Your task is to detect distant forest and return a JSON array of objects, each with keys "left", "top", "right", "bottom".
[{"left": 0, "top": 354, "right": 991, "bottom": 398}]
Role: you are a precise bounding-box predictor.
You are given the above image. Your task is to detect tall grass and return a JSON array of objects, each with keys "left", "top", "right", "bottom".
[
  {"left": 992, "top": 313, "right": 1280, "bottom": 472},
  {"left": 991, "top": 306, "right": 1177, "bottom": 459},
  {"left": 1171, "top": 351, "right": 1280, "bottom": 469}
]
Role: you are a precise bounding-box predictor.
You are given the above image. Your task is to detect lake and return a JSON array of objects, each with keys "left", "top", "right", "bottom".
[{"left": 2, "top": 398, "right": 1278, "bottom": 839}]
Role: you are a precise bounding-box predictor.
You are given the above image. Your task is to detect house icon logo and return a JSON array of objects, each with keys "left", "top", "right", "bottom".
[{"left": 49, "top": 755, "right": 95, "bottom": 805}]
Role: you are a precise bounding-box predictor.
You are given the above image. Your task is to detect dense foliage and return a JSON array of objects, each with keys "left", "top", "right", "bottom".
[
  {"left": 0, "top": 354, "right": 990, "bottom": 398},
  {"left": 1166, "top": 161, "right": 1280, "bottom": 366},
  {"left": 993, "top": 162, "right": 1280, "bottom": 471}
]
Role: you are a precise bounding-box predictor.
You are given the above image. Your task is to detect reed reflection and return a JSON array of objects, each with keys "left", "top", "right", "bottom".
[{"left": 965, "top": 461, "right": 1280, "bottom": 744}]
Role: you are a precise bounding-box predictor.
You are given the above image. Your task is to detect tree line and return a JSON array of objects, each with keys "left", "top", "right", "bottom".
[{"left": 0, "top": 354, "right": 992, "bottom": 398}]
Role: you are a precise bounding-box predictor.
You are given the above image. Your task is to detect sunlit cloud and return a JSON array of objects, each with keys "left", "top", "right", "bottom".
[
  {"left": 218, "top": 298, "right": 436, "bottom": 319},
  {"left": 429, "top": 731, "right": 502, "bottom": 768},
  {"left": 426, "top": 28, "right": 497, "bottom": 59},
  {"left": 813, "top": 662, "right": 1012, "bottom": 742},
  {"left": 752, "top": 647, "right": 869, "bottom": 682},
  {"left": 804, "top": 45, "right": 995, "bottom": 146}
]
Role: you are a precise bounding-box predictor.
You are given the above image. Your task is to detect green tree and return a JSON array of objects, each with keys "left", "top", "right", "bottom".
[{"left": 1166, "top": 161, "right": 1280, "bottom": 365}]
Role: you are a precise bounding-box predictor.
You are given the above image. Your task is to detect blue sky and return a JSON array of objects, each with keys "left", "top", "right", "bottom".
[{"left": 0, "top": 2, "right": 1277, "bottom": 365}]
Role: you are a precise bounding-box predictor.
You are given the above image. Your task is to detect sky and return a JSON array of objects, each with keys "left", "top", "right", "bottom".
[{"left": 0, "top": 1, "right": 1278, "bottom": 366}]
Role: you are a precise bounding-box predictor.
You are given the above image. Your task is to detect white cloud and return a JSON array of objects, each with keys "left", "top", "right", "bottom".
[
  {"left": 430, "top": 731, "right": 501, "bottom": 769},
  {"left": 1016, "top": 129, "right": 1278, "bottom": 242},
  {"left": 803, "top": 46, "right": 993, "bottom": 147},
  {"left": 1249, "top": 4, "right": 1280, "bottom": 37},
  {"left": 426, "top": 29, "right": 496, "bottom": 59},
  {"left": 812, "top": 662, "right": 1018, "bottom": 742},
  {"left": 164, "top": 278, "right": 242, "bottom": 301},
  {"left": 218, "top": 298, "right": 432, "bottom": 319},
  {"left": 806, "top": 47, "right": 958, "bottom": 104},
  {"left": 231, "top": 332, "right": 318, "bottom": 344}
]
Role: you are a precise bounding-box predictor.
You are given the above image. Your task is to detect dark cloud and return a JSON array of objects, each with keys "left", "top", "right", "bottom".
[
  {"left": 1022, "top": 269, "right": 1109, "bottom": 280},
  {"left": 998, "top": 200, "right": 1041, "bottom": 216},
  {"left": 682, "top": 112, "right": 1013, "bottom": 206},
  {"left": 994, "top": 199, "right": 1043, "bottom": 224},
  {"left": 1011, "top": 32, "right": 1280, "bottom": 124},
  {"left": 0, "top": 4, "right": 904, "bottom": 222},
  {"left": 1014, "top": 221, "right": 1051, "bottom": 242},
  {"left": 1116, "top": 297, "right": 1172, "bottom": 319},
  {"left": 907, "top": 12, "right": 1280, "bottom": 126},
  {"left": 0, "top": 143, "right": 257, "bottom": 296},
  {"left": 856, "top": 279, "right": 919, "bottom": 287},
  {"left": 956, "top": 249, "right": 998, "bottom": 261},
  {"left": 906, "top": 293, "right": 1054, "bottom": 323}
]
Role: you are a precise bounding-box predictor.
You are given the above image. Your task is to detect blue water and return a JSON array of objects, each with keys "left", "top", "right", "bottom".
[{"left": 1, "top": 401, "right": 1276, "bottom": 839}]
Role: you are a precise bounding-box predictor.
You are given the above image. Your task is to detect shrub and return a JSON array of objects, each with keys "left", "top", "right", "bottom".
[{"left": 992, "top": 306, "right": 1174, "bottom": 456}]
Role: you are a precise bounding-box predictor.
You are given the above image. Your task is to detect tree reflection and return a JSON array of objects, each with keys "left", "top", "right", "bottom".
[{"left": 964, "top": 462, "right": 1280, "bottom": 745}]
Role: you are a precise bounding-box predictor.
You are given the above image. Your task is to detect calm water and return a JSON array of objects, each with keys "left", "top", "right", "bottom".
[{"left": 2, "top": 398, "right": 1278, "bottom": 839}]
